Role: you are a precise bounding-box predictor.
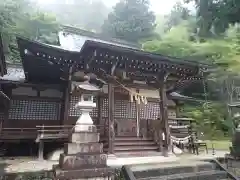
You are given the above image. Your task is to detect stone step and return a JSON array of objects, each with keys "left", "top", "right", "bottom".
[
  {"left": 114, "top": 141, "right": 156, "bottom": 146},
  {"left": 134, "top": 162, "right": 215, "bottom": 179},
  {"left": 115, "top": 151, "right": 162, "bottom": 157},
  {"left": 138, "top": 170, "right": 228, "bottom": 180},
  {"left": 114, "top": 145, "right": 158, "bottom": 152},
  {"left": 115, "top": 136, "right": 154, "bottom": 141},
  {"left": 101, "top": 136, "right": 154, "bottom": 142}
]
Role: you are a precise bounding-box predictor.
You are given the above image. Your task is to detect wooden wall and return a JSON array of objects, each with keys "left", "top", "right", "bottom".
[
  {"left": 2, "top": 84, "right": 177, "bottom": 134},
  {"left": 3, "top": 86, "right": 63, "bottom": 128}
]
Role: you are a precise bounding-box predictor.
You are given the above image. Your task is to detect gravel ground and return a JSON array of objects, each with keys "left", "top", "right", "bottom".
[{"left": 0, "top": 157, "right": 57, "bottom": 174}]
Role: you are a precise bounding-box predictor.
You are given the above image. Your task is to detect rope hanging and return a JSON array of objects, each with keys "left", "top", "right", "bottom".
[
  {"left": 171, "top": 135, "right": 191, "bottom": 144},
  {"left": 114, "top": 78, "right": 148, "bottom": 104},
  {"left": 169, "top": 125, "right": 189, "bottom": 129}
]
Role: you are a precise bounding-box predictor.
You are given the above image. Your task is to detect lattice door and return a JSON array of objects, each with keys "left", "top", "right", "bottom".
[
  {"left": 114, "top": 99, "right": 137, "bottom": 136},
  {"left": 140, "top": 101, "right": 160, "bottom": 120},
  {"left": 9, "top": 99, "right": 61, "bottom": 120}
]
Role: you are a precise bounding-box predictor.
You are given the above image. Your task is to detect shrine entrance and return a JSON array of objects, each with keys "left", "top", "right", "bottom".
[
  {"left": 113, "top": 87, "right": 162, "bottom": 138},
  {"left": 114, "top": 88, "right": 138, "bottom": 137}
]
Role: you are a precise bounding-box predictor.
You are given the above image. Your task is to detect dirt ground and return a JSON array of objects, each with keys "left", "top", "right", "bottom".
[{"left": 0, "top": 157, "right": 57, "bottom": 174}]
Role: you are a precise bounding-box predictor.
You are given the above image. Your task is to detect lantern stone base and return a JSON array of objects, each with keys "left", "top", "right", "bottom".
[{"left": 53, "top": 125, "right": 113, "bottom": 180}]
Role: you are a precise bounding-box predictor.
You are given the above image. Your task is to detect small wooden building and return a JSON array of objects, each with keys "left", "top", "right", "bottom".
[{"left": 0, "top": 28, "right": 208, "bottom": 157}]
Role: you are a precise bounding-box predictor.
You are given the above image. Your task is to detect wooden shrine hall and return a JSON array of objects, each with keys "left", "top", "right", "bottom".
[{"left": 0, "top": 32, "right": 209, "bottom": 158}]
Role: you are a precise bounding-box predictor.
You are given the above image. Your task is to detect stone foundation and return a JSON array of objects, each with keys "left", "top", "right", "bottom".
[{"left": 53, "top": 125, "right": 113, "bottom": 180}]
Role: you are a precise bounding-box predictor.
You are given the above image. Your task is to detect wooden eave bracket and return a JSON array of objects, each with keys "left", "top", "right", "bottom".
[{"left": 0, "top": 90, "right": 10, "bottom": 101}]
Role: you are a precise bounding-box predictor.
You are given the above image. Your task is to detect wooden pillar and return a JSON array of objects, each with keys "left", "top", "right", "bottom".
[
  {"left": 3, "top": 85, "right": 11, "bottom": 128},
  {"left": 97, "top": 96, "right": 102, "bottom": 126},
  {"left": 108, "top": 83, "right": 115, "bottom": 154},
  {"left": 175, "top": 101, "right": 180, "bottom": 118},
  {"left": 136, "top": 89, "right": 140, "bottom": 137},
  {"left": 62, "top": 81, "right": 71, "bottom": 125},
  {"left": 158, "top": 73, "right": 171, "bottom": 156},
  {"left": 63, "top": 68, "right": 72, "bottom": 125}
]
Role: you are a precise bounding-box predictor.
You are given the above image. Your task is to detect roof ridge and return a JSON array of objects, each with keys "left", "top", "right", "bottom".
[{"left": 60, "top": 25, "right": 141, "bottom": 49}]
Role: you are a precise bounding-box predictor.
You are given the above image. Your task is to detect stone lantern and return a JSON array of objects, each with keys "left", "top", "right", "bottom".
[
  {"left": 53, "top": 78, "right": 113, "bottom": 180},
  {"left": 73, "top": 79, "right": 100, "bottom": 132}
]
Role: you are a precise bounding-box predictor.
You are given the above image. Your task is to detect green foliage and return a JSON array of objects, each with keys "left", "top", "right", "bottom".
[
  {"left": 144, "top": 19, "right": 240, "bottom": 137},
  {"left": 0, "top": 0, "right": 59, "bottom": 63},
  {"left": 102, "top": 0, "right": 156, "bottom": 42},
  {"left": 181, "top": 103, "right": 229, "bottom": 139},
  {"left": 185, "top": 0, "right": 240, "bottom": 37}
]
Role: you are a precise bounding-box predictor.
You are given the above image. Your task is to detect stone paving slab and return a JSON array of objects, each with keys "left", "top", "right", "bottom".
[{"left": 0, "top": 150, "right": 229, "bottom": 174}]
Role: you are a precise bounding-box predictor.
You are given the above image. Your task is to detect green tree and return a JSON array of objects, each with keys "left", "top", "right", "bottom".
[
  {"left": 144, "top": 22, "right": 240, "bottom": 136},
  {"left": 165, "top": 2, "right": 191, "bottom": 31},
  {"left": 16, "top": 11, "right": 59, "bottom": 44},
  {"left": 184, "top": 0, "right": 240, "bottom": 37},
  {"left": 0, "top": 0, "right": 59, "bottom": 63},
  {"left": 102, "top": 0, "right": 156, "bottom": 42}
]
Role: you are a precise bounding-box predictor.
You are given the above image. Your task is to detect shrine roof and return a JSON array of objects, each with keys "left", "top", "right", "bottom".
[
  {"left": 168, "top": 92, "right": 202, "bottom": 102},
  {"left": 59, "top": 25, "right": 141, "bottom": 51},
  {"left": 228, "top": 102, "right": 240, "bottom": 107},
  {"left": 16, "top": 37, "right": 75, "bottom": 83},
  {"left": 15, "top": 36, "right": 211, "bottom": 87},
  {"left": 81, "top": 40, "right": 204, "bottom": 68}
]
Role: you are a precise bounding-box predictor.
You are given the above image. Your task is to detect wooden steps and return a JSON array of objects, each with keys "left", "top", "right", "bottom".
[{"left": 102, "top": 136, "right": 159, "bottom": 153}]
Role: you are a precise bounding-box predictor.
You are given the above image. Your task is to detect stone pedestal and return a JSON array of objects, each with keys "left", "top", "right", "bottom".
[
  {"left": 53, "top": 124, "right": 113, "bottom": 180},
  {"left": 53, "top": 93, "right": 113, "bottom": 180}
]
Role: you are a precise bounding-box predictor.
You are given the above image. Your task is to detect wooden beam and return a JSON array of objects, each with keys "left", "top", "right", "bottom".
[{"left": 108, "top": 83, "right": 115, "bottom": 154}]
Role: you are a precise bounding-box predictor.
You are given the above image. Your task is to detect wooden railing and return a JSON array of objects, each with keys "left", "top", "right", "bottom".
[
  {"left": 0, "top": 128, "right": 38, "bottom": 140},
  {"left": 36, "top": 125, "right": 106, "bottom": 142},
  {"left": 0, "top": 124, "right": 108, "bottom": 142}
]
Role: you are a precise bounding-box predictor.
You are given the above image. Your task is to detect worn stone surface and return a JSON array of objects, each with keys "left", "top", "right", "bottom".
[
  {"left": 64, "top": 142, "right": 103, "bottom": 154},
  {"left": 54, "top": 165, "right": 112, "bottom": 180},
  {"left": 72, "top": 125, "right": 97, "bottom": 133},
  {"left": 69, "top": 132, "right": 99, "bottom": 143},
  {"left": 59, "top": 153, "right": 107, "bottom": 170}
]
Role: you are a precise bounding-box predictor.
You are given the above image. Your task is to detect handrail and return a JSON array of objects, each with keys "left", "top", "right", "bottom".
[
  {"left": 122, "top": 166, "right": 137, "bottom": 180},
  {"left": 36, "top": 125, "right": 73, "bottom": 128},
  {"left": 37, "top": 129, "right": 71, "bottom": 132},
  {"left": 211, "top": 159, "right": 239, "bottom": 180},
  {"left": 2, "top": 128, "right": 37, "bottom": 130},
  {"left": 35, "top": 124, "right": 107, "bottom": 142}
]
